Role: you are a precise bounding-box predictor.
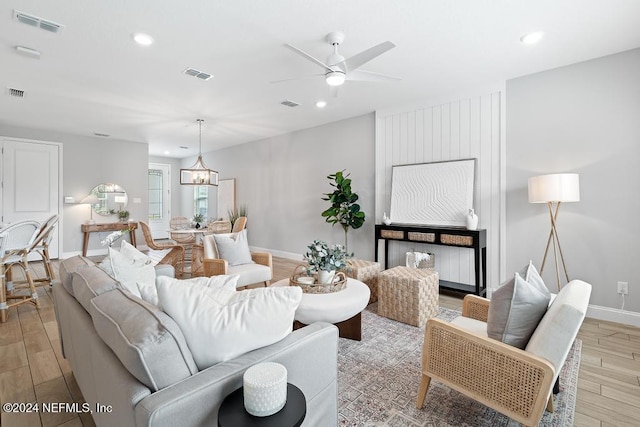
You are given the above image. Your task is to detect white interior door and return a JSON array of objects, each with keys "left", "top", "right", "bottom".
[
  {"left": 148, "top": 163, "right": 171, "bottom": 239},
  {"left": 1, "top": 138, "right": 61, "bottom": 258}
]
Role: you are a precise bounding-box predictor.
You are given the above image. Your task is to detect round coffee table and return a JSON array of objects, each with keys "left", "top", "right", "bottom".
[{"left": 271, "top": 277, "right": 370, "bottom": 341}]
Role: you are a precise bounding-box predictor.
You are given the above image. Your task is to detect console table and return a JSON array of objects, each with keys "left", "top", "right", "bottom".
[
  {"left": 375, "top": 224, "right": 486, "bottom": 296},
  {"left": 81, "top": 222, "right": 138, "bottom": 256}
]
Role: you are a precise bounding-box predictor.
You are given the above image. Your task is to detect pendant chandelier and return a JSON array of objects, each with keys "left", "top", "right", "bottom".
[{"left": 180, "top": 119, "right": 218, "bottom": 186}]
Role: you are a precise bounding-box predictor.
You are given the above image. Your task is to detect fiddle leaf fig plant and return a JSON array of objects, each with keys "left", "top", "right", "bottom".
[{"left": 321, "top": 170, "right": 366, "bottom": 252}]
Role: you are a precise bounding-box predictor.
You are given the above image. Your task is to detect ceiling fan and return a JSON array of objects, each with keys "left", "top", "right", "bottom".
[{"left": 275, "top": 31, "right": 401, "bottom": 94}]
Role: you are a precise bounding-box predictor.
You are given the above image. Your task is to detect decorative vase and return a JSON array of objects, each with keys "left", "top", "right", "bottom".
[
  {"left": 466, "top": 209, "right": 478, "bottom": 230},
  {"left": 195, "top": 222, "right": 201, "bottom": 229},
  {"left": 382, "top": 212, "right": 392, "bottom": 226},
  {"left": 318, "top": 270, "right": 336, "bottom": 284}
]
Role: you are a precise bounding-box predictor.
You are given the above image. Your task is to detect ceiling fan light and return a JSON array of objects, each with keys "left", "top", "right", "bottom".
[{"left": 325, "top": 71, "right": 345, "bottom": 86}]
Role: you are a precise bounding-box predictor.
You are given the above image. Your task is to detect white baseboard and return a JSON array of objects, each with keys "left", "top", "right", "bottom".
[
  {"left": 587, "top": 304, "right": 640, "bottom": 328},
  {"left": 249, "top": 246, "right": 302, "bottom": 262}
]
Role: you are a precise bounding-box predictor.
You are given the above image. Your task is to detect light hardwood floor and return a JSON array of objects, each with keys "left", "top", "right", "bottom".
[{"left": 0, "top": 258, "right": 638, "bottom": 427}]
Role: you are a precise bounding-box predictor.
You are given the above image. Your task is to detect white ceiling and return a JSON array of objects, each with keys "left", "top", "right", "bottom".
[{"left": 1, "top": 0, "right": 639, "bottom": 158}]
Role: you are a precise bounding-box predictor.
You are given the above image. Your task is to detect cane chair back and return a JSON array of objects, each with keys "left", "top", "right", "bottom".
[
  {"left": 29, "top": 215, "right": 59, "bottom": 287},
  {"left": 170, "top": 217, "right": 195, "bottom": 244},
  {"left": 0, "top": 221, "right": 41, "bottom": 322},
  {"left": 231, "top": 216, "right": 247, "bottom": 233},
  {"left": 206, "top": 220, "right": 231, "bottom": 235},
  {"left": 139, "top": 221, "right": 185, "bottom": 277}
]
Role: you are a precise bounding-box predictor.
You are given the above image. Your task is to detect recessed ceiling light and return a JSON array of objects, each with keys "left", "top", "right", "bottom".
[
  {"left": 132, "top": 32, "right": 154, "bottom": 46},
  {"left": 520, "top": 31, "right": 544, "bottom": 45},
  {"left": 164, "top": 150, "right": 170, "bottom": 155},
  {"left": 316, "top": 100, "right": 327, "bottom": 108}
]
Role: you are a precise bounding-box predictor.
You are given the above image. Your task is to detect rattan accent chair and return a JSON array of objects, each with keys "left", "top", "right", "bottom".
[
  {"left": 416, "top": 290, "right": 591, "bottom": 427},
  {"left": 0, "top": 221, "right": 41, "bottom": 322},
  {"left": 192, "top": 234, "right": 272, "bottom": 288},
  {"left": 29, "top": 214, "right": 59, "bottom": 288},
  {"left": 139, "top": 221, "right": 185, "bottom": 277}
]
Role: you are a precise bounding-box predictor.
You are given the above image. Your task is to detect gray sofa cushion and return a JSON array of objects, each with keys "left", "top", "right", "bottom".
[
  {"left": 89, "top": 288, "right": 198, "bottom": 391},
  {"left": 59, "top": 256, "right": 95, "bottom": 296},
  {"left": 72, "top": 265, "right": 121, "bottom": 312}
]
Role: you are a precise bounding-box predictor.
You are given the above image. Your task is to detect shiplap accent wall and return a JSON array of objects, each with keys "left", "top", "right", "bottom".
[{"left": 375, "top": 89, "right": 505, "bottom": 291}]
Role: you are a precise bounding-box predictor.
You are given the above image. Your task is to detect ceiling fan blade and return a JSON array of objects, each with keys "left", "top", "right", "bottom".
[
  {"left": 284, "top": 44, "right": 332, "bottom": 72},
  {"left": 342, "top": 41, "right": 396, "bottom": 72},
  {"left": 346, "top": 69, "right": 402, "bottom": 82},
  {"left": 270, "top": 73, "right": 324, "bottom": 84}
]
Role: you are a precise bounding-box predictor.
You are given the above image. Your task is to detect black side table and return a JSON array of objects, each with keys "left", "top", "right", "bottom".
[{"left": 218, "top": 383, "right": 306, "bottom": 427}]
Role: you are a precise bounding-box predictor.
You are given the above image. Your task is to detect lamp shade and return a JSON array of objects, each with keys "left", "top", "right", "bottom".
[
  {"left": 80, "top": 194, "right": 99, "bottom": 205},
  {"left": 528, "top": 173, "right": 580, "bottom": 203}
]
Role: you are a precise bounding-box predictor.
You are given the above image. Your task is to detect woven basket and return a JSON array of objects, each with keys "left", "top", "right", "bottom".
[{"left": 290, "top": 265, "right": 347, "bottom": 294}]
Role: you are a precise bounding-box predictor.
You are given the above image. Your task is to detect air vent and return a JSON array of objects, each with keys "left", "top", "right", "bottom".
[
  {"left": 281, "top": 100, "right": 300, "bottom": 107},
  {"left": 13, "top": 10, "right": 64, "bottom": 34},
  {"left": 6, "top": 87, "right": 25, "bottom": 98},
  {"left": 93, "top": 132, "right": 110, "bottom": 137},
  {"left": 183, "top": 68, "right": 213, "bottom": 81},
  {"left": 179, "top": 146, "right": 189, "bottom": 149}
]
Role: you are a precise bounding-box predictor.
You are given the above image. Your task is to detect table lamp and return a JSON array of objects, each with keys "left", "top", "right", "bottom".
[
  {"left": 81, "top": 194, "right": 99, "bottom": 224},
  {"left": 528, "top": 173, "right": 580, "bottom": 291}
]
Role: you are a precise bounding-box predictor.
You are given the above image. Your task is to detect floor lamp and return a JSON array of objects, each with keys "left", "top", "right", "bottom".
[{"left": 528, "top": 173, "right": 580, "bottom": 291}]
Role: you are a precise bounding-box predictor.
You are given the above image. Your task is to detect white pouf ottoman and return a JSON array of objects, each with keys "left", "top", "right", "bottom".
[{"left": 271, "top": 277, "right": 370, "bottom": 340}]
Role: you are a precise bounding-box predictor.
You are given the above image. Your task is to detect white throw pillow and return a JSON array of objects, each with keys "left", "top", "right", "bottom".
[
  {"left": 157, "top": 278, "right": 302, "bottom": 370},
  {"left": 487, "top": 261, "right": 550, "bottom": 349},
  {"left": 213, "top": 229, "right": 252, "bottom": 266},
  {"left": 146, "top": 248, "right": 172, "bottom": 266},
  {"left": 107, "top": 245, "right": 155, "bottom": 301}
]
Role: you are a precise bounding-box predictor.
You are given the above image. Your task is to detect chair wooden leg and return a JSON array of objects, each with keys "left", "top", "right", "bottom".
[
  {"left": 416, "top": 373, "right": 431, "bottom": 409},
  {"left": 22, "top": 258, "right": 40, "bottom": 309},
  {"left": 546, "top": 394, "right": 554, "bottom": 412}
]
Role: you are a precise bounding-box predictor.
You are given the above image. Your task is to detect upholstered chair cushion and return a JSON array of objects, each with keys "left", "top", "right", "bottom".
[
  {"left": 90, "top": 288, "right": 198, "bottom": 392},
  {"left": 487, "top": 261, "right": 550, "bottom": 349},
  {"left": 525, "top": 279, "right": 591, "bottom": 373}
]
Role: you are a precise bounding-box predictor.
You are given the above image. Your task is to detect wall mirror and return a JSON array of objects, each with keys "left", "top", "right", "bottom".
[{"left": 90, "top": 183, "right": 128, "bottom": 216}]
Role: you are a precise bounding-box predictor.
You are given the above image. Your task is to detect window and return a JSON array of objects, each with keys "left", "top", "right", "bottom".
[
  {"left": 148, "top": 169, "right": 163, "bottom": 220},
  {"left": 194, "top": 186, "right": 208, "bottom": 217}
]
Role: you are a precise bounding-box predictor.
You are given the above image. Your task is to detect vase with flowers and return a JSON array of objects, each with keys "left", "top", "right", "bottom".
[{"left": 303, "top": 239, "right": 352, "bottom": 284}]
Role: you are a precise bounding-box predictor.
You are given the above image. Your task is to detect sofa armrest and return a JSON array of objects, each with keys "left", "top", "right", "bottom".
[
  {"left": 462, "top": 294, "right": 490, "bottom": 322},
  {"left": 421, "top": 318, "right": 554, "bottom": 426},
  {"left": 251, "top": 252, "right": 272, "bottom": 268},
  {"left": 203, "top": 258, "right": 228, "bottom": 276},
  {"left": 135, "top": 322, "right": 338, "bottom": 427}
]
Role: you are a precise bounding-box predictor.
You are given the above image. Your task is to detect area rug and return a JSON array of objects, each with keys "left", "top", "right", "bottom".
[{"left": 337, "top": 304, "right": 580, "bottom": 426}]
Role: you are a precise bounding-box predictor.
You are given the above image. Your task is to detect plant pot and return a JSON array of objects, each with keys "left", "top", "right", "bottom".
[{"left": 318, "top": 270, "right": 336, "bottom": 284}]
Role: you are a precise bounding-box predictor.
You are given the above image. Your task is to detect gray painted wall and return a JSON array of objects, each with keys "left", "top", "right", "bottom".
[
  {"left": 184, "top": 113, "right": 376, "bottom": 260},
  {"left": 506, "top": 48, "right": 640, "bottom": 312},
  {"left": 0, "top": 125, "right": 149, "bottom": 255}
]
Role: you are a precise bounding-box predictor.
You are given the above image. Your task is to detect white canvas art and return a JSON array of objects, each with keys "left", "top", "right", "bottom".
[{"left": 389, "top": 159, "right": 475, "bottom": 226}]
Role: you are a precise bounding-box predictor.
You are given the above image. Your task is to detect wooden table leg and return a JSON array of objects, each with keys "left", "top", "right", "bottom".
[{"left": 82, "top": 232, "right": 90, "bottom": 257}]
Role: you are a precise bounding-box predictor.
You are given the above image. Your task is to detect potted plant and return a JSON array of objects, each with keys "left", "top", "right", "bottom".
[
  {"left": 193, "top": 213, "right": 204, "bottom": 229},
  {"left": 303, "top": 240, "right": 351, "bottom": 284},
  {"left": 118, "top": 210, "right": 129, "bottom": 222},
  {"left": 321, "top": 170, "right": 365, "bottom": 252}
]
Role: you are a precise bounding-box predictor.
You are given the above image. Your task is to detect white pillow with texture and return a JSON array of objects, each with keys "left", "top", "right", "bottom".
[
  {"left": 213, "top": 229, "right": 252, "bottom": 266},
  {"left": 157, "top": 278, "right": 302, "bottom": 370},
  {"left": 487, "top": 261, "right": 550, "bottom": 349},
  {"left": 107, "top": 244, "right": 156, "bottom": 302}
]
